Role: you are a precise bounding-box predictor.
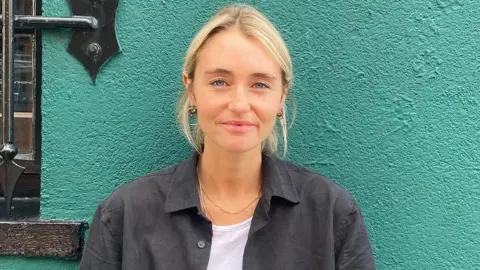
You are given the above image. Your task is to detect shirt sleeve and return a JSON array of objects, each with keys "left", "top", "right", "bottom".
[
  {"left": 335, "top": 202, "right": 376, "bottom": 270},
  {"left": 79, "top": 203, "right": 122, "bottom": 270}
]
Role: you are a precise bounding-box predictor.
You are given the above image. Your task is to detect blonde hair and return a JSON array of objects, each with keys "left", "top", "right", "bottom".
[{"left": 177, "top": 3, "right": 295, "bottom": 156}]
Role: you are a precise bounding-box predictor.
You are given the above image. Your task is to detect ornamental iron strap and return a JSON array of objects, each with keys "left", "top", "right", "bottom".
[
  {"left": 0, "top": 0, "right": 120, "bottom": 215},
  {"left": 0, "top": 0, "right": 24, "bottom": 216}
]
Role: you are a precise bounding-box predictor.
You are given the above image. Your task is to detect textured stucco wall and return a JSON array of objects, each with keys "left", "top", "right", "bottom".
[{"left": 2, "top": 0, "right": 479, "bottom": 269}]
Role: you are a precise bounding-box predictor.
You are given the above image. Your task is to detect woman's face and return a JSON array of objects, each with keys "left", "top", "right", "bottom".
[{"left": 184, "top": 28, "right": 286, "bottom": 154}]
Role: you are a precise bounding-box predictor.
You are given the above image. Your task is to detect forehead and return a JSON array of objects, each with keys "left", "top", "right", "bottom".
[{"left": 195, "top": 28, "right": 281, "bottom": 76}]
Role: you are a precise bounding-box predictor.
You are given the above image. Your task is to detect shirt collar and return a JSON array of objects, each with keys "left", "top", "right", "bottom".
[{"left": 164, "top": 151, "right": 300, "bottom": 213}]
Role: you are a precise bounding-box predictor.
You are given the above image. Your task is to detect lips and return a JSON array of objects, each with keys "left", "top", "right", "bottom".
[{"left": 221, "top": 120, "right": 256, "bottom": 133}]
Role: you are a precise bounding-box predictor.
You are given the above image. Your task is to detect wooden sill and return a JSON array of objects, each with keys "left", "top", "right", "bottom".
[{"left": 0, "top": 220, "right": 88, "bottom": 259}]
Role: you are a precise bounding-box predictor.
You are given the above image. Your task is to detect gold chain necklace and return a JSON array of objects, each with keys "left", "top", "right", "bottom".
[
  {"left": 199, "top": 184, "right": 216, "bottom": 224},
  {"left": 197, "top": 167, "right": 262, "bottom": 215}
]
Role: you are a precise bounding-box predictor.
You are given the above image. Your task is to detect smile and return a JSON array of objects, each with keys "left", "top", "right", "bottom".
[{"left": 221, "top": 121, "right": 256, "bottom": 133}]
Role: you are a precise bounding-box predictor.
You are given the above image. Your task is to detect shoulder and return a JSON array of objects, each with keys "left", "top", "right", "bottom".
[
  {"left": 275, "top": 160, "right": 374, "bottom": 265},
  {"left": 97, "top": 163, "right": 179, "bottom": 224},
  {"left": 281, "top": 159, "right": 360, "bottom": 218}
]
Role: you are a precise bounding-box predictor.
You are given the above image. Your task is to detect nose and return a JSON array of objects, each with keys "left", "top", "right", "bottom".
[{"left": 228, "top": 86, "right": 250, "bottom": 113}]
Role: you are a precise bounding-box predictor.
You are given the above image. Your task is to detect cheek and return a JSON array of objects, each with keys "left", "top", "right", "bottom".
[
  {"left": 253, "top": 100, "right": 281, "bottom": 123},
  {"left": 196, "top": 106, "right": 216, "bottom": 127},
  {"left": 195, "top": 97, "right": 224, "bottom": 128},
  {"left": 193, "top": 86, "right": 216, "bottom": 116}
]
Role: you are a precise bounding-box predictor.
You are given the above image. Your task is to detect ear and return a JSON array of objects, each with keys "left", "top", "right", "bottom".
[
  {"left": 183, "top": 72, "right": 196, "bottom": 106},
  {"left": 182, "top": 72, "right": 190, "bottom": 89}
]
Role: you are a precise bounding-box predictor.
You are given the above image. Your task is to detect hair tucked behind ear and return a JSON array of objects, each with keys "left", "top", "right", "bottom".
[{"left": 177, "top": 3, "right": 295, "bottom": 157}]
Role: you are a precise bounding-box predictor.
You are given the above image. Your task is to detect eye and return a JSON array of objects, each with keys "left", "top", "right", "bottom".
[
  {"left": 253, "top": 82, "right": 269, "bottom": 89},
  {"left": 210, "top": 80, "right": 227, "bottom": 87}
]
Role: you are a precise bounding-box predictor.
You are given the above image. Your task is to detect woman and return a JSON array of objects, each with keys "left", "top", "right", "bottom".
[{"left": 80, "top": 4, "right": 375, "bottom": 270}]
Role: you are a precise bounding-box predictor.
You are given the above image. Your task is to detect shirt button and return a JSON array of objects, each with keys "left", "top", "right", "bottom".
[{"left": 197, "top": 240, "right": 206, "bottom": 249}]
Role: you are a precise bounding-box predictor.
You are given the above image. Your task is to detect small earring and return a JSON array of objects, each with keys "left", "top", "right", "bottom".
[
  {"left": 188, "top": 106, "right": 197, "bottom": 116},
  {"left": 277, "top": 110, "right": 283, "bottom": 119}
]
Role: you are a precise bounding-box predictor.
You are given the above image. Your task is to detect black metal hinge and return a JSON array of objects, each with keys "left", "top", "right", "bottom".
[{"left": 0, "top": 0, "right": 120, "bottom": 216}]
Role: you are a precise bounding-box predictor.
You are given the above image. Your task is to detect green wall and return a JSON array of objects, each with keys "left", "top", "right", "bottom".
[{"left": 2, "top": 0, "right": 479, "bottom": 269}]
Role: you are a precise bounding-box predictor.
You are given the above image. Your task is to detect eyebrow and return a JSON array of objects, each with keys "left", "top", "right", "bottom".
[{"left": 204, "top": 68, "right": 278, "bottom": 81}]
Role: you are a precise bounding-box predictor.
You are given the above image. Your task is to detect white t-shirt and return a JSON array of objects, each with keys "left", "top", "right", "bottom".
[{"left": 207, "top": 217, "right": 252, "bottom": 270}]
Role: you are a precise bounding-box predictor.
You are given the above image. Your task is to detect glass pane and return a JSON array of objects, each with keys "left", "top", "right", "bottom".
[
  {"left": 0, "top": 34, "right": 35, "bottom": 159},
  {"left": 0, "top": 0, "right": 34, "bottom": 15}
]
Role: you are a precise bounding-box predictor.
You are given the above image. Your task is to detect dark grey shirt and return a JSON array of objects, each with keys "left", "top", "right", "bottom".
[{"left": 79, "top": 152, "right": 375, "bottom": 269}]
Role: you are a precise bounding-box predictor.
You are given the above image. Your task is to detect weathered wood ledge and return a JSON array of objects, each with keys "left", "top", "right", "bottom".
[{"left": 0, "top": 220, "right": 88, "bottom": 259}]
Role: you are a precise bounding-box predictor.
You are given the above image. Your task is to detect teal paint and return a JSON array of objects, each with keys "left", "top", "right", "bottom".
[
  {"left": 0, "top": 257, "right": 77, "bottom": 270},
  {"left": 2, "top": 0, "right": 479, "bottom": 269}
]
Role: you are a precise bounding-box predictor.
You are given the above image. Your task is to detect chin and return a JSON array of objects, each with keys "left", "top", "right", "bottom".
[{"left": 220, "top": 140, "right": 261, "bottom": 154}]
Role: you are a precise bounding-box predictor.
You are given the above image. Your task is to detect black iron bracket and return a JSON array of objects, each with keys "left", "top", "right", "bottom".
[{"left": 67, "top": 0, "right": 121, "bottom": 82}]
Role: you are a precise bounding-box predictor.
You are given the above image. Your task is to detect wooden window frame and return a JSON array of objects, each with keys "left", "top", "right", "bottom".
[
  {"left": 0, "top": 0, "right": 42, "bottom": 217},
  {"left": 0, "top": 0, "right": 86, "bottom": 260}
]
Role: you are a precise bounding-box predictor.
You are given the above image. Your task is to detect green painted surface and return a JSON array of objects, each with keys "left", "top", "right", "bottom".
[
  {"left": 0, "top": 257, "right": 77, "bottom": 270},
  {"left": 2, "top": 0, "right": 479, "bottom": 269}
]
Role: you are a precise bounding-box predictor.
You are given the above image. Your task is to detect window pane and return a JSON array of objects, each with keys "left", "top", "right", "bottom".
[
  {"left": 0, "top": 0, "right": 34, "bottom": 15},
  {"left": 0, "top": 34, "right": 36, "bottom": 160}
]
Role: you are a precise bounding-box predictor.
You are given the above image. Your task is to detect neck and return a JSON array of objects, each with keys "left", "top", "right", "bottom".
[{"left": 198, "top": 141, "right": 262, "bottom": 199}]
